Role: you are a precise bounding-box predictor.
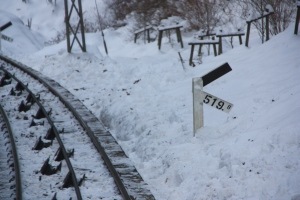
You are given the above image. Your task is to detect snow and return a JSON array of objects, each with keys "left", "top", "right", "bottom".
[
  {"left": 1, "top": 1, "right": 300, "bottom": 200},
  {"left": 158, "top": 24, "right": 183, "bottom": 31}
]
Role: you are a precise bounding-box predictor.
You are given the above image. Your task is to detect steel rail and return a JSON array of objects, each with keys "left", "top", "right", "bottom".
[
  {"left": 0, "top": 67, "right": 83, "bottom": 200},
  {"left": 0, "top": 103, "right": 22, "bottom": 200}
]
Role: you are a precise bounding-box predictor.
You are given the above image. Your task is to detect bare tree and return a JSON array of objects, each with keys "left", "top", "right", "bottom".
[
  {"left": 239, "top": 0, "right": 296, "bottom": 41},
  {"left": 268, "top": 0, "right": 296, "bottom": 34},
  {"left": 178, "top": 0, "right": 231, "bottom": 33},
  {"left": 134, "top": 0, "right": 173, "bottom": 27},
  {"left": 105, "top": 0, "right": 136, "bottom": 27}
]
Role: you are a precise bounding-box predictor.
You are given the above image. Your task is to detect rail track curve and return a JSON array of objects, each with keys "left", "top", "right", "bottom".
[
  {"left": 0, "top": 104, "right": 22, "bottom": 200},
  {"left": 0, "top": 54, "right": 155, "bottom": 200}
]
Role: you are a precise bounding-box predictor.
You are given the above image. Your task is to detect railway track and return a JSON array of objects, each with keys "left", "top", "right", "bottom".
[
  {"left": 0, "top": 104, "right": 22, "bottom": 200},
  {"left": 0, "top": 54, "right": 155, "bottom": 200}
]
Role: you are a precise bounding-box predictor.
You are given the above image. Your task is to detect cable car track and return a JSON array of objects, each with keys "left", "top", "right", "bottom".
[
  {"left": 0, "top": 104, "right": 22, "bottom": 200},
  {"left": 0, "top": 54, "right": 155, "bottom": 200}
]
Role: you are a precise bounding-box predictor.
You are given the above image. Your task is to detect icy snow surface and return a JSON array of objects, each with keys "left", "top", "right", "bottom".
[{"left": 1, "top": 1, "right": 300, "bottom": 200}]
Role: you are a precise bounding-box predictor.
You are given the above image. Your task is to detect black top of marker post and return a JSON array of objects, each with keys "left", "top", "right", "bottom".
[
  {"left": 0, "top": 22, "right": 12, "bottom": 31},
  {"left": 202, "top": 62, "right": 232, "bottom": 86}
]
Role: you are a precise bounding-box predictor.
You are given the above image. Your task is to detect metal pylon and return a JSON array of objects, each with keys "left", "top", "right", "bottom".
[{"left": 64, "top": 0, "right": 86, "bottom": 52}]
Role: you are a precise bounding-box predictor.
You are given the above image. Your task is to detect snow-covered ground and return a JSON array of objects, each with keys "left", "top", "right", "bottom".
[{"left": 1, "top": 1, "right": 300, "bottom": 200}]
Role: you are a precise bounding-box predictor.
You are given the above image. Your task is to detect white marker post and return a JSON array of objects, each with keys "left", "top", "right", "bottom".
[
  {"left": 0, "top": 21, "right": 13, "bottom": 51},
  {"left": 1, "top": 34, "right": 13, "bottom": 42},
  {"left": 192, "top": 77, "right": 204, "bottom": 136},
  {"left": 193, "top": 63, "right": 233, "bottom": 135},
  {"left": 0, "top": 32, "right": 13, "bottom": 51}
]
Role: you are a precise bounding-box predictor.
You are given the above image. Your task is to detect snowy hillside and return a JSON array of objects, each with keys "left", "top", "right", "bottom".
[
  {"left": 0, "top": 11, "right": 43, "bottom": 55},
  {"left": 1, "top": 1, "right": 300, "bottom": 200}
]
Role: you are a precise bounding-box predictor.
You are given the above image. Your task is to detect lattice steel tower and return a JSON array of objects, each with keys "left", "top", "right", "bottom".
[{"left": 64, "top": 0, "right": 86, "bottom": 52}]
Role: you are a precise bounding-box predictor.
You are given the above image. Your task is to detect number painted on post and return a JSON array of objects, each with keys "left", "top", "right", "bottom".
[
  {"left": 203, "top": 95, "right": 212, "bottom": 104},
  {"left": 216, "top": 101, "right": 224, "bottom": 110},
  {"left": 203, "top": 94, "right": 223, "bottom": 108},
  {"left": 201, "top": 92, "right": 233, "bottom": 113},
  {"left": 211, "top": 98, "right": 217, "bottom": 106}
]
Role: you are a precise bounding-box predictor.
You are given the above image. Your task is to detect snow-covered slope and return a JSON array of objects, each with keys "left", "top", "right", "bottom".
[
  {"left": 1, "top": 1, "right": 300, "bottom": 200},
  {"left": 0, "top": 11, "right": 43, "bottom": 55}
]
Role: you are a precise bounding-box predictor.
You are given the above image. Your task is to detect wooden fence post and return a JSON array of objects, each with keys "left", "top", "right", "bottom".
[
  {"left": 295, "top": 6, "right": 300, "bottom": 35},
  {"left": 245, "top": 22, "right": 251, "bottom": 47},
  {"left": 266, "top": 15, "right": 270, "bottom": 41},
  {"left": 158, "top": 30, "right": 163, "bottom": 50},
  {"left": 218, "top": 36, "right": 222, "bottom": 54}
]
